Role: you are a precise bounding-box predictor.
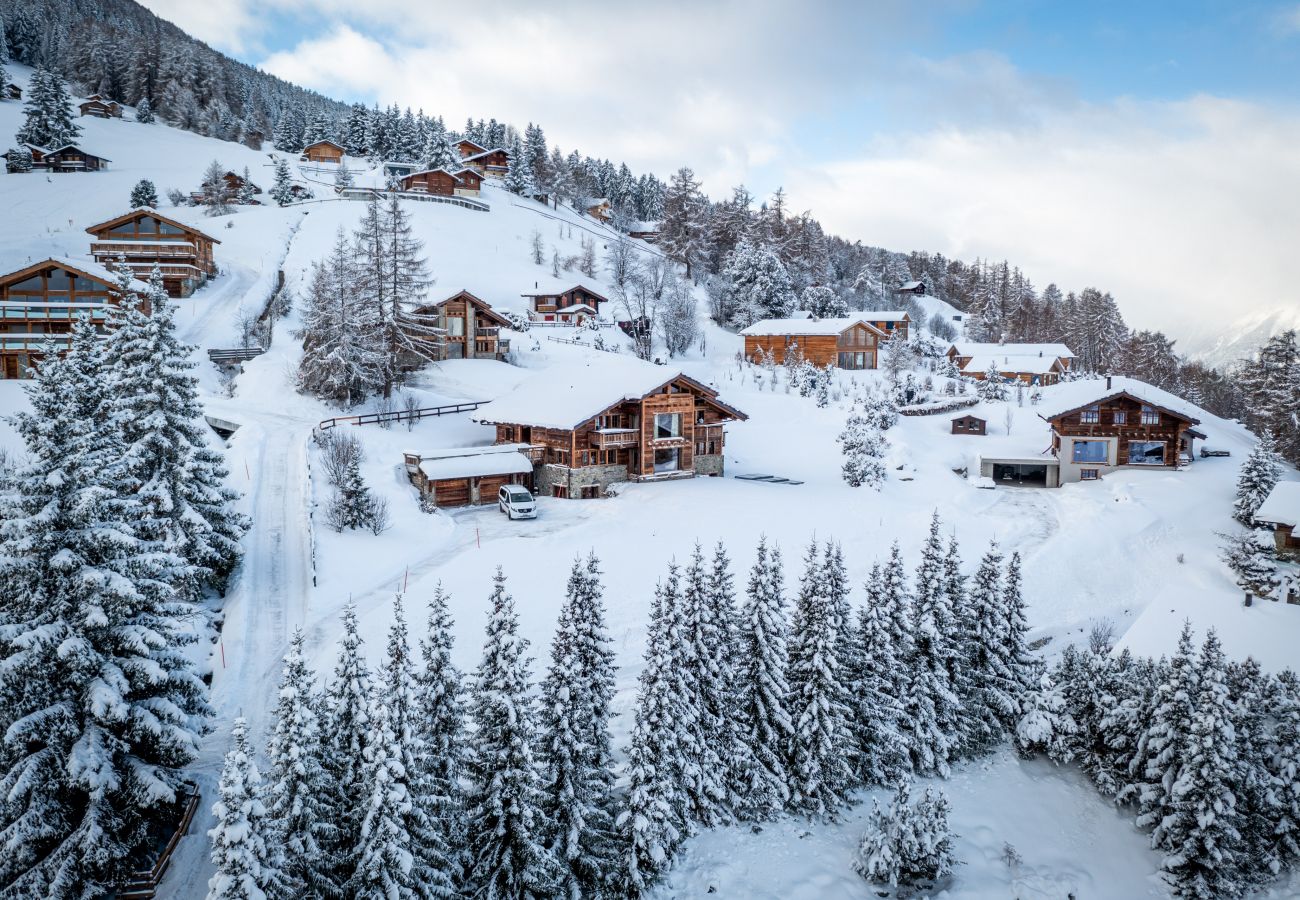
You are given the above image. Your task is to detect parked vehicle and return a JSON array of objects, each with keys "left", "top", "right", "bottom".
[
  {"left": 1200, "top": 448, "right": 1231, "bottom": 458},
  {"left": 499, "top": 485, "right": 537, "bottom": 519}
]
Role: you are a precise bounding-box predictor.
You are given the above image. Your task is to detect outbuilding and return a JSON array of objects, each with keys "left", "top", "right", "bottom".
[
  {"left": 403, "top": 444, "right": 535, "bottom": 508},
  {"left": 951, "top": 414, "right": 987, "bottom": 435},
  {"left": 1254, "top": 481, "right": 1300, "bottom": 561},
  {"left": 302, "top": 140, "right": 345, "bottom": 164}
]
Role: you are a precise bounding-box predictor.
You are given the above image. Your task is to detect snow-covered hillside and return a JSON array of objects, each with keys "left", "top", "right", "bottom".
[{"left": 2, "top": 65, "right": 1298, "bottom": 899}]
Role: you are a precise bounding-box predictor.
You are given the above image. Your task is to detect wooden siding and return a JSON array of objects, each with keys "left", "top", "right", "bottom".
[
  {"left": 401, "top": 170, "right": 459, "bottom": 196},
  {"left": 303, "top": 142, "right": 343, "bottom": 163},
  {"left": 87, "top": 211, "right": 218, "bottom": 297},
  {"left": 1048, "top": 395, "right": 1193, "bottom": 468},
  {"left": 744, "top": 322, "right": 880, "bottom": 369}
]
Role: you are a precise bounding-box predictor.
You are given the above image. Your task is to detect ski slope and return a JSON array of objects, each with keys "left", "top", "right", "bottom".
[{"left": 2, "top": 64, "right": 1298, "bottom": 899}]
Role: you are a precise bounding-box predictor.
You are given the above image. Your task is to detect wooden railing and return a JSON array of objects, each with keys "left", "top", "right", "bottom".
[
  {"left": 592, "top": 430, "right": 639, "bottom": 449},
  {"left": 317, "top": 400, "right": 485, "bottom": 431},
  {"left": 119, "top": 784, "right": 200, "bottom": 899},
  {"left": 208, "top": 347, "right": 266, "bottom": 364}
]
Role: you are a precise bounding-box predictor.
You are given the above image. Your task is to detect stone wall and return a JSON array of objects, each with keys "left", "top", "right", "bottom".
[
  {"left": 694, "top": 454, "right": 725, "bottom": 477},
  {"left": 536, "top": 462, "right": 629, "bottom": 497}
]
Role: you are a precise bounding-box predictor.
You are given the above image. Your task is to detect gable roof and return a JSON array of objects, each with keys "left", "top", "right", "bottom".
[
  {"left": 1036, "top": 377, "right": 1203, "bottom": 425},
  {"left": 302, "top": 139, "right": 345, "bottom": 151},
  {"left": 44, "top": 144, "right": 110, "bottom": 160},
  {"left": 461, "top": 147, "right": 509, "bottom": 165},
  {"left": 951, "top": 341, "right": 1075, "bottom": 360},
  {"left": 402, "top": 167, "right": 465, "bottom": 182},
  {"left": 861, "top": 309, "right": 910, "bottom": 322},
  {"left": 457, "top": 138, "right": 489, "bottom": 154},
  {"left": 521, "top": 284, "right": 613, "bottom": 305},
  {"left": 416, "top": 444, "right": 534, "bottom": 481},
  {"left": 1255, "top": 481, "right": 1300, "bottom": 528},
  {"left": 964, "top": 353, "right": 1064, "bottom": 376},
  {"left": 84, "top": 208, "right": 221, "bottom": 244},
  {"left": 0, "top": 257, "right": 150, "bottom": 293},
  {"left": 899, "top": 280, "right": 924, "bottom": 291},
  {"left": 740, "top": 315, "right": 886, "bottom": 338},
  {"left": 421, "top": 290, "right": 512, "bottom": 327},
  {"left": 473, "top": 357, "right": 746, "bottom": 430}
]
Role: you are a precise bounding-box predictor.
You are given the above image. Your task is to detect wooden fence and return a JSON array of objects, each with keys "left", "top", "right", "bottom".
[
  {"left": 119, "top": 784, "right": 201, "bottom": 899},
  {"left": 207, "top": 347, "right": 266, "bottom": 364},
  {"left": 316, "top": 400, "right": 486, "bottom": 431}
]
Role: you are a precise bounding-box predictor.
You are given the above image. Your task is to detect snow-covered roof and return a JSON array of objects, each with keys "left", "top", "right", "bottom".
[
  {"left": 554, "top": 303, "right": 598, "bottom": 314},
  {"left": 473, "top": 357, "right": 742, "bottom": 430},
  {"left": 461, "top": 148, "right": 509, "bottom": 164},
  {"left": 1035, "top": 376, "right": 1204, "bottom": 424},
  {"left": 952, "top": 341, "right": 1075, "bottom": 360},
  {"left": 44, "top": 144, "right": 110, "bottom": 160},
  {"left": 964, "top": 354, "right": 1063, "bottom": 375},
  {"left": 303, "top": 139, "right": 345, "bottom": 150},
  {"left": 862, "top": 310, "right": 910, "bottom": 322},
  {"left": 84, "top": 208, "right": 221, "bottom": 243},
  {"left": 1255, "top": 481, "right": 1300, "bottom": 528},
  {"left": 4, "top": 257, "right": 151, "bottom": 294},
  {"left": 740, "top": 315, "right": 884, "bottom": 337},
  {"left": 402, "top": 167, "right": 465, "bottom": 182},
  {"left": 900, "top": 280, "right": 924, "bottom": 290},
  {"left": 416, "top": 444, "right": 534, "bottom": 481}
]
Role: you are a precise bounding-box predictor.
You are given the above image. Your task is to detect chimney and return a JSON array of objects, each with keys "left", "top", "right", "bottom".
[{"left": 1106, "top": 375, "right": 1112, "bottom": 390}]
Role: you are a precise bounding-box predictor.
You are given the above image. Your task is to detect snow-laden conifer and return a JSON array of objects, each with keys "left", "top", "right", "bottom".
[
  {"left": 676, "top": 543, "right": 730, "bottom": 825},
  {"left": 848, "top": 560, "right": 911, "bottom": 785},
  {"left": 905, "top": 513, "right": 962, "bottom": 775},
  {"left": 1233, "top": 435, "right": 1282, "bottom": 526},
  {"left": 130, "top": 178, "right": 159, "bottom": 208},
  {"left": 320, "top": 603, "right": 374, "bottom": 889},
  {"left": 1136, "top": 623, "right": 1200, "bottom": 839},
  {"left": 207, "top": 717, "right": 287, "bottom": 900},
  {"left": 416, "top": 584, "right": 468, "bottom": 881}
]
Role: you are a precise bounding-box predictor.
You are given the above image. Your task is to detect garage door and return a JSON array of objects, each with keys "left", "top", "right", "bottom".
[
  {"left": 434, "top": 478, "right": 470, "bottom": 507},
  {"left": 477, "top": 475, "right": 511, "bottom": 505}
]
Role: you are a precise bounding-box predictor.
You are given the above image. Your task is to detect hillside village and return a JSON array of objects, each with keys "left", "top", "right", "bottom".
[{"left": 0, "top": 14, "right": 1299, "bottom": 900}]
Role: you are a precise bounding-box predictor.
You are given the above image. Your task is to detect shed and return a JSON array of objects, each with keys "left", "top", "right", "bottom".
[
  {"left": 951, "top": 414, "right": 987, "bottom": 435},
  {"left": 403, "top": 445, "right": 534, "bottom": 508}
]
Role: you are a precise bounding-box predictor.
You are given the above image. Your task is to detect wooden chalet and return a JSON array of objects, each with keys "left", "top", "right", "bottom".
[
  {"left": 460, "top": 147, "right": 510, "bottom": 178},
  {"left": 412, "top": 290, "right": 512, "bottom": 360},
  {"left": 1038, "top": 376, "right": 1202, "bottom": 484},
  {"left": 947, "top": 342, "right": 1074, "bottom": 385},
  {"left": 586, "top": 199, "right": 613, "bottom": 222},
  {"left": 86, "top": 208, "right": 220, "bottom": 297},
  {"left": 0, "top": 258, "right": 149, "bottom": 379},
  {"left": 897, "top": 280, "right": 927, "bottom": 296},
  {"left": 302, "top": 139, "right": 344, "bottom": 163},
  {"left": 224, "top": 170, "right": 261, "bottom": 196},
  {"left": 862, "top": 310, "right": 910, "bottom": 341},
  {"left": 43, "top": 145, "right": 109, "bottom": 172},
  {"left": 4, "top": 84, "right": 21, "bottom": 100},
  {"left": 403, "top": 444, "right": 535, "bottom": 508},
  {"left": 951, "top": 414, "right": 987, "bottom": 435},
  {"left": 2, "top": 143, "right": 47, "bottom": 168},
  {"left": 629, "top": 223, "right": 661, "bottom": 243},
  {"left": 456, "top": 138, "right": 489, "bottom": 158},
  {"left": 473, "top": 359, "right": 747, "bottom": 498},
  {"left": 78, "top": 98, "right": 123, "bottom": 118},
  {"left": 1254, "top": 481, "right": 1300, "bottom": 561},
  {"left": 399, "top": 167, "right": 483, "bottom": 197},
  {"left": 522, "top": 284, "right": 612, "bottom": 323},
  {"left": 740, "top": 315, "right": 886, "bottom": 369}
]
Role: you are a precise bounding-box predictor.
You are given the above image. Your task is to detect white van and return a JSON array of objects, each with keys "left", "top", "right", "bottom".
[{"left": 498, "top": 484, "right": 537, "bottom": 520}]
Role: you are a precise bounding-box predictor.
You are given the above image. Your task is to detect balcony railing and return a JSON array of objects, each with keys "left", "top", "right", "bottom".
[{"left": 592, "top": 429, "right": 639, "bottom": 449}]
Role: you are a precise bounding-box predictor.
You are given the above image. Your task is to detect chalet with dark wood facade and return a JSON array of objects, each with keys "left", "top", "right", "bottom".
[
  {"left": 948, "top": 342, "right": 1075, "bottom": 385},
  {"left": 0, "top": 258, "right": 148, "bottom": 379},
  {"left": 86, "top": 208, "right": 220, "bottom": 297},
  {"left": 740, "top": 315, "right": 886, "bottom": 369},
  {"left": 302, "top": 139, "right": 345, "bottom": 163},
  {"left": 403, "top": 444, "right": 535, "bottom": 508},
  {"left": 399, "top": 167, "right": 484, "bottom": 197},
  {"left": 43, "top": 145, "right": 109, "bottom": 172},
  {"left": 1254, "top": 481, "right": 1300, "bottom": 561},
  {"left": 412, "top": 290, "right": 511, "bottom": 360},
  {"left": 78, "top": 98, "right": 123, "bottom": 118},
  {"left": 456, "top": 138, "right": 489, "bottom": 158},
  {"left": 473, "top": 360, "right": 747, "bottom": 498},
  {"left": 586, "top": 199, "right": 613, "bottom": 222},
  {"left": 522, "top": 284, "right": 612, "bottom": 323},
  {"left": 1039, "top": 377, "right": 1202, "bottom": 484},
  {"left": 460, "top": 147, "right": 510, "bottom": 178}
]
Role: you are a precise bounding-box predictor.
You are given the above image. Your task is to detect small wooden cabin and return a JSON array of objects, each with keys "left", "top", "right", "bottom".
[
  {"left": 4, "top": 84, "right": 22, "bottom": 100},
  {"left": 586, "top": 199, "right": 613, "bottom": 222},
  {"left": 411, "top": 290, "right": 512, "bottom": 360},
  {"left": 522, "top": 284, "right": 612, "bottom": 323},
  {"left": 862, "top": 311, "right": 910, "bottom": 341},
  {"left": 0, "top": 258, "right": 149, "bottom": 379},
  {"left": 43, "top": 145, "right": 109, "bottom": 172},
  {"left": 451, "top": 167, "right": 483, "bottom": 195},
  {"left": 897, "top": 280, "right": 926, "bottom": 296},
  {"left": 401, "top": 168, "right": 462, "bottom": 196},
  {"left": 473, "top": 362, "right": 747, "bottom": 498},
  {"left": 740, "top": 316, "right": 886, "bottom": 369},
  {"left": 223, "top": 171, "right": 261, "bottom": 197},
  {"left": 302, "top": 140, "right": 345, "bottom": 163},
  {"left": 1254, "top": 481, "right": 1300, "bottom": 561},
  {"left": 86, "top": 208, "right": 220, "bottom": 297},
  {"left": 2, "top": 143, "right": 46, "bottom": 169},
  {"left": 78, "top": 98, "right": 123, "bottom": 118},
  {"left": 1039, "top": 377, "right": 1201, "bottom": 484},
  {"left": 404, "top": 445, "right": 535, "bottom": 508},
  {"left": 951, "top": 414, "right": 987, "bottom": 435},
  {"left": 460, "top": 147, "right": 510, "bottom": 177}
]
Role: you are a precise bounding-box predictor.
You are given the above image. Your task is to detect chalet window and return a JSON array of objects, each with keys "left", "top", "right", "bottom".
[
  {"left": 45, "top": 269, "right": 72, "bottom": 290},
  {"left": 1112, "top": 410, "right": 1127, "bottom": 424},
  {"left": 1081, "top": 405, "right": 1100, "bottom": 424},
  {"left": 1072, "top": 440, "right": 1108, "bottom": 464},
  {"left": 1140, "top": 405, "right": 1160, "bottom": 425},
  {"left": 447, "top": 318, "right": 465, "bottom": 336},
  {"left": 1128, "top": 441, "right": 1165, "bottom": 465},
  {"left": 1080, "top": 469, "right": 1099, "bottom": 480},
  {"left": 11, "top": 275, "right": 43, "bottom": 292},
  {"left": 654, "top": 413, "right": 680, "bottom": 439},
  {"left": 697, "top": 441, "right": 705, "bottom": 456},
  {"left": 159, "top": 222, "right": 185, "bottom": 235},
  {"left": 137, "top": 216, "right": 158, "bottom": 233}
]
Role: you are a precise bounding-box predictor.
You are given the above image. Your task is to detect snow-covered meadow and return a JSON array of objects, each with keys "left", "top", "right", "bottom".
[{"left": 1, "top": 66, "right": 1298, "bottom": 898}]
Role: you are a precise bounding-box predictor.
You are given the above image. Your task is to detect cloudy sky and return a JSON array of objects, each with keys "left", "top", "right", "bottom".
[{"left": 141, "top": 0, "right": 1300, "bottom": 344}]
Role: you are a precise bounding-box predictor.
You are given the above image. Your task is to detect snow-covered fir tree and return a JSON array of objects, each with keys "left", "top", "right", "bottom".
[
  {"left": 853, "top": 781, "right": 955, "bottom": 889},
  {"left": 1136, "top": 623, "right": 1200, "bottom": 841},
  {"left": 838, "top": 402, "right": 887, "bottom": 489},
  {"left": 417, "top": 583, "right": 468, "bottom": 884},
  {"left": 976, "top": 365, "right": 1010, "bottom": 400},
  {"left": 732, "top": 536, "right": 794, "bottom": 820},
  {"left": 724, "top": 241, "right": 796, "bottom": 327},
  {"left": 327, "top": 452, "right": 385, "bottom": 532},
  {"left": 102, "top": 268, "right": 247, "bottom": 594},
  {"left": 958, "top": 542, "right": 1019, "bottom": 755},
  {"left": 1015, "top": 669, "right": 1077, "bottom": 760},
  {"left": 15, "top": 66, "right": 80, "bottom": 148},
  {"left": 676, "top": 543, "right": 731, "bottom": 825},
  {"left": 334, "top": 159, "right": 354, "bottom": 189},
  {"left": 503, "top": 134, "right": 536, "bottom": 196},
  {"left": 135, "top": 95, "right": 155, "bottom": 123},
  {"left": 540, "top": 554, "right": 619, "bottom": 898},
  {"left": 207, "top": 718, "right": 287, "bottom": 900},
  {"left": 0, "top": 345, "right": 209, "bottom": 896},
  {"left": 786, "top": 540, "right": 854, "bottom": 817},
  {"left": 658, "top": 167, "right": 708, "bottom": 279},
  {"left": 704, "top": 541, "right": 745, "bottom": 807},
  {"left": 266, "top": 629, "right": 332, "bottom": 896},
  {"left": 466, "top": 568, "right": 558, "bottom": 898},
  {"left": 1232, "top": 435, "right": 1282, "bottom": 526},
  {"left": 1000, "top": 551, "right": 1037, "bottom": 705},
  {"left": 201, "top": 159, "right": 233, "bottom": 215},
  {"left": 1219, "top": 528, "right": 1280, "bottom": 597},
  {"left": 237, "top": 166, "right": 257, "bottom": 205},
  {"left": 130, "top": 177, "right": 158, "bottom": 208},
  {"left": 269, "top": 156, "right": 296, "bottom": 206},
  {"left": 799, "top": 283, "right": 848, "bottom": 318},
  {"left": 1270, "top": 671, "right": 1300, "bottom": 873},
  {"left": 904, "top": 513, "right": 962, "bottom": 775},
  {"left": 1225, "top": 658, "right": 1280, "bottom": 887},
  {"left": 847, "top": 557, "right": 911, "bottom": 785},
  {"left": 320, "top": 603, "right": 374, "bottom": 890}
]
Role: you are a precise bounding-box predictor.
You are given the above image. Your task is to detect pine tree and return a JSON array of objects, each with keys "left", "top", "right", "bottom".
[
  {"left": 847, "top": 559, "right": 911, "bottom": 785},
  {"left": 0, "top": 346, "right": 209, "bottom": 896},
  {"left": 724, "top": 241, "right": 796, "bottom": 327},
  {"left": 266, "top": 629, "right": 332, "bottom": 896},
  {"left": 16, "top": 66, "right": 80, "bottom": 148},
  {"left": 1225, "top": 659, "right": 1278, "bottom": 887},
  {"left": 1000, "top": 551, "right": 1036, "bottom": 705},
  {"left": 786, "top": 540, "right": 853, "bottom": 817},
  {"left": 839, "top": 403, "right": 887, "bottom": 489},
  {"left": 102, "top": 269, "right": 247, "bottom": 594},
  {"left": 1271, "top": 671, "right": 1300, "bottom": 872},
  {"left": 676, "top": 543, "right": 731, "bottom": 825},
  {"left": 465, "top": 569, "right": 558, "bottom": 899},
  {"left": 269, "top": 156, "right": 296, "bottom": 207},
  {"left": 853, "top": 781, "right": 955, "bottom": 889},
  {"left": 237, "top": 166, "right": 257, "bottom": 206},
  {"left": 959, "top": 542, "right": 1018, "bottom": 756},
  {"left": 321, "top": 603, "right": 374, "bottom": 890},
  {"left": 540, "top": 554, "right": 618, "bottom": 899},
  {"left": 1219, "top": 528, "right": 1280, "bottom": 597},
  {"left": 658, "top": 167, "right": 707, "bottom": 279},
  {"left": 904, "top": 513, "right": 962, "bottom": 775},
  {"left": 1232, "top": 435, "right": 1282, "bottom": 526},
  {"left": 704, "top": 541, "right": 744, "bottom": 809},
  {"left": 135, "top": 95, "right": 154, "bottom": 124},
  {"left": 503, "top": 134, "right": 535, "bottom": 196},
  {"left": 130, "top": 178, "right": 158, "bottom": 208},
  {"left": 334, "top": 159, "right": 354, "bottom": 189},
  {"left": 1015, "top": 669, "right": 1077, "bottom": 760},
  {"left": 201, "top": 159, "right": 233, "bottom": 216},
  {"left": 1158, "top": 631, "right": 1244, "bottom": 899},
  {"left": 207, "top": 718, "right": 287, "bottom": 900},
  {"left": 732, "top": 537, "right": 794, "bottom": 819},
  {"left": 1137, "top": 623, "right": 1200, "bottom": 840}
]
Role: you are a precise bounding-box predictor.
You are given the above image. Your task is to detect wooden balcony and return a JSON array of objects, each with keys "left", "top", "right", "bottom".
[{"left": 592, "top": 429, "right": 640, "bottom": 449}]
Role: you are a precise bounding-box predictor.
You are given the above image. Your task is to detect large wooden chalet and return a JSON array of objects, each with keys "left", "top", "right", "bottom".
[
  {"left": 78, "top": 97, "right": 123, "bottom": 118},
  {"left": 948, "top": 342, "right": 1074, "bottom": 385},
  {"left": 459, "top": 147, "right": 510, "bottom": 178},
  {"left": 473, "top": 359, "right": 747, "bottom": 498},
  {"left": 1254, "top": 481, "right": 1300, "bottom": 561},
  {"left": 1038, "top": 377, "right": 1202, "bottom": 484},
  {"left": 399, "top": 167, "right": 484, "bottom": 198},
  {"left": 411, "top": 290, "right": 511, "bottom": 361},
  {"left": 43, "top": 145, "right": 110, "bottom": 172},
  {"left": 302, "top": 139, "right": 345, "bottom": 163},
  {"left": 86, "top": 208, "right": 220, "bottom": 297},
  {"left": 0, "top": 258, "right": 149, "bottom": 379},
  {"left": 740, "top": 315, "right": 885, "bottom": 369},
  {"left": 522, "top": 284, "right": 612, "bottom": 323}
]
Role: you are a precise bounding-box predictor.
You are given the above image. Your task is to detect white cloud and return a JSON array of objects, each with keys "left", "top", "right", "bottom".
[{"left": 789, "top": 95, "right": 1300, "bottom": 340}]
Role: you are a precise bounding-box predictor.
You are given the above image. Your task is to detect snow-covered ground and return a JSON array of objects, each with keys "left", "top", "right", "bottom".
[{"left": 2, "top": 66, "right": 1298, "bottom": 897}]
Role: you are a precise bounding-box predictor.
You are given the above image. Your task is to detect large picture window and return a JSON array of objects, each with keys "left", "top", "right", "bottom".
[
  {"left": 1072, "top": 440, "right": 1108, "bottom": 463},
  {"left": 654, "top": 413, "right": 680, "bottom": 439},
  {"left": 1128, "top": 441, "right": 1166, "bottom": 465}
]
